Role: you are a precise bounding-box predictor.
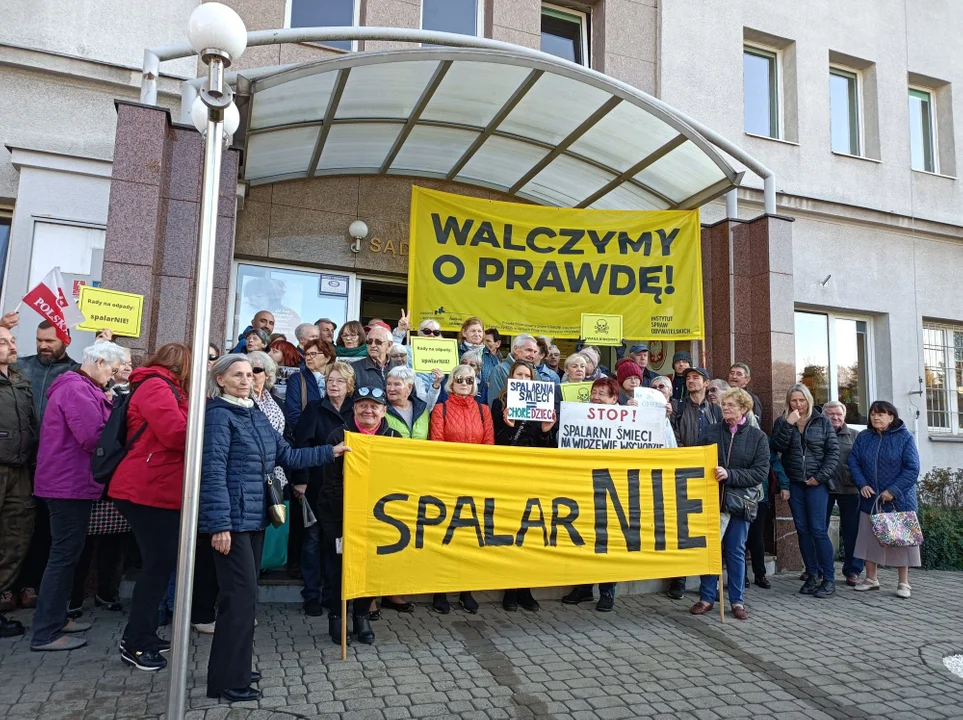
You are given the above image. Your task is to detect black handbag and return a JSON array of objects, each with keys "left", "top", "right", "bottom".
[
  {"left": 721, "top": 432, "right": 763, "bottom": 522},
  {"left": 266, "top": 476, "right": 286, "bottom": 528}
]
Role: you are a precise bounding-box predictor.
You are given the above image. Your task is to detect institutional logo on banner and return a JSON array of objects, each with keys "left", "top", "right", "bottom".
[{"left": 22, "top": 267, "right": 86, "bottom": 344}]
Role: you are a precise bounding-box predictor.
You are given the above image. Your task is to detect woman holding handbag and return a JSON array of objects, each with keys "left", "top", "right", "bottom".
[
  {"left": 848, "top": 400, "right": 921, "bottom": 598},
  {"left": 689, "top": 388, "right": 769, "bottom": 620}
]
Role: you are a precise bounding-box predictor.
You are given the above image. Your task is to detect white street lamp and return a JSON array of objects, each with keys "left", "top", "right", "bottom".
[{"left": 168, "top": 4, "right": 246, "bottom": 720}]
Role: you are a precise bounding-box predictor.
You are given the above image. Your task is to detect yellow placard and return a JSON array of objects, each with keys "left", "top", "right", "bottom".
[
  {"left": 342, "top": 433, "right": 721, "bottom": 599},
  {"left": 560, "top": 381, "right": 594, "bottom": 402},
  {"left": 581, "top": 313, "right": 623, "bottom": 346},
  {"left": 408, "top": 187, "right": 704, "bottom": 340},
  {"left": 410, "top": 336, "right": 460, "bottom": 373},
  {"left": 76, "top": 286, "right": 143, "bottom": 337}
]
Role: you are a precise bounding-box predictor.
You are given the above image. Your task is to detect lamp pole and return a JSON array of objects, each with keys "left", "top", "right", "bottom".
[{"left": 167, "top": 5, "right": 246, "bottom": 719}]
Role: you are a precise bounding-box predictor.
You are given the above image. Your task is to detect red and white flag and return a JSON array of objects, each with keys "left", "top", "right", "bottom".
[{"left": 22, "top": 267, "right": 86, "bottom": 345}]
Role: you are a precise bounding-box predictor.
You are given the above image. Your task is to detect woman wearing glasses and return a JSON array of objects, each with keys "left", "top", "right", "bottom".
[
  {"left": 284, "top": 339, "right": 335, "bottom": 430},
  {"left": 335, "top": 320, "right": 367, "bottom": 359},
  {"left": 429, "top": 365, "right": 494, "bottom": 614}
]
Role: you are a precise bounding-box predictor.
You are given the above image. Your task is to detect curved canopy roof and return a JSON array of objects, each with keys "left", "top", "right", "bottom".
[{"left": 241, "top": 47, "right": 741, "bottom": 210}]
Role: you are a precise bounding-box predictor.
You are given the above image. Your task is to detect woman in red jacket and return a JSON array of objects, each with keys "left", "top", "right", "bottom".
[
  {"left": 429, "top": 364, "right": 493, "bottom": 614},
  {"left": 108, "top": 343, "right": 190, "bottom": 672}
]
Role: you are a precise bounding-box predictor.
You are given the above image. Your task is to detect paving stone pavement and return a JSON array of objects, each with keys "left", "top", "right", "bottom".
[{"left": 2, "top": 567, "right": 963, "bottom": 720}]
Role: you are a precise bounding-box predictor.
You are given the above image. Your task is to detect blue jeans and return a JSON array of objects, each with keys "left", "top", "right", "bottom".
[
  {"left": 789, "top": 483, "right": 835, "bottom": 581},
  {"left": 827, "top": 493, "right": 865, "bottom": 578},
  {"left": 30, "top": 498, "right": 93, "bottom": 647},
  {"left": 700, "top": 516, "right": 750, "bottom": 606},
  {"left": 301, "top": 521, "right": 321, "bottom": 602}
]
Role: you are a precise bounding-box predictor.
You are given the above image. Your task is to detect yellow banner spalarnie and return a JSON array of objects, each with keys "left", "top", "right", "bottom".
[
  {"left": 342, "top": 433, "right": 721, "bottom": 599},
  {"left": 407, "top": 187, "right": 704, "bottom": 340}
]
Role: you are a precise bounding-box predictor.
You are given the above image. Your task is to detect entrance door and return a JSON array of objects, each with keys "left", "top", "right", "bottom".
[{"left": 359, "top": 278, "right": 407, "bottom": 329}]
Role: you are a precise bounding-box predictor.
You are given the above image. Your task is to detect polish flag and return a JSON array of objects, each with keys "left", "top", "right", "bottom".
[{"left": 22, "top": 267, "right": 86, "bottom": 345}]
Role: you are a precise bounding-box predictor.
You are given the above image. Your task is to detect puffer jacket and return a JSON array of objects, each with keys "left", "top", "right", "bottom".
[
  {"left": 771, "top": 409, "right": 839, "bottom": 486},
  {"left": 700, "top": 420, "right": 770, "bottom": 490},
  {"left": 16, "top": 353, "right": 79, "bottom": 420},
  {"left": 848, "top": 419, "right": 919, "bottom": 514},
  {"left": 430, "top": 394, "right": 494, "bottom": 445},
  {"left": 284, "top": 363, "right": 322, "bottom": 430},
  {"left": 833, "top": 424, "right": 859, "bottom": 494},
  {"left": 292, "top": 396, "right": 354, "bottom": 509},
  {"left": 199, "top": 397, "right": 334, "bottom": 534},
  {"left": 34, "top": 371, "right": 111, "bottom": 500},
  {"left": 0, "top": 367, "right": 37, "bottom": 467},
  {"left": 490, "top": 398, "right": 556, "bottom": 447},
  {"left": 386, "top": 394, "right": 430, "bottom": 440}
]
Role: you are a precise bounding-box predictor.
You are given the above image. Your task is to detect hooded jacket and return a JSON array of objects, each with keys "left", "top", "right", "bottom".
[
  {"left": 199, "top": 396, "right": 334, "bottom": 534},
  {"left": 16, "top": 352, "right": 80, "bottom": 420},
  {"left": 430, "top": 393, "right": 494, "bottom": 445},
  {"left": 0, "top": 366, "right": 38, "bottom": 467},
  {"left": 108, "top": 366, "right": 188, "bottom": 510},
  {"left": 771, "top": 409, "right": 839, "bottom": 486},
  {"left": 386, "top": 393, "right": 431, "bottom": 440},
  {"left": 848, "top": 420, "right": 919, "bottom": 513},
  {"left": 34, "top": 371, "right": 111, "bottom": 500}
]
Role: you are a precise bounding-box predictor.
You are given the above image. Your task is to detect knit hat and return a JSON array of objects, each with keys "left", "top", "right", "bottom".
[
  {"left": 672, "top": 350, "right": 692, "bottom": 365},
  {"left": 617, "top": 361, "right": 644, "bottom": 386}
]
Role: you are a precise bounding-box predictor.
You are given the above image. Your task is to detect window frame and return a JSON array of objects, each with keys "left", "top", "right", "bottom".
[
  {"left": 540, "top": 2, "right": 591, "bottom": 68},
  {"left": 284, "top": 0, "right": 361, "bottom": 53},
  {"left": 922, "top": 322, "right": 962, "bottom": 435},
  {"left": 420, "top": 0, "right": 485, "bottom": 39},
  {"left": 829, "top": 65, "right": 862, "bottom": 156},
  {"left": 908, "top": 85, "right": 938, "bottom": 173},
  {"left": 743, "top": 44, "right": 781, "bottom": 140}
]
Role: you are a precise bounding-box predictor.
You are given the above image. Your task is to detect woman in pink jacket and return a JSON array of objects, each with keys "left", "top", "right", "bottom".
[{"left": 30, "top": 341, "right": 127, "bottom": 652}]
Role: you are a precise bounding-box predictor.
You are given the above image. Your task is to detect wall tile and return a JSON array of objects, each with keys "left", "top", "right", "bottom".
[
  {"left": 104, "top": 181, "right": 162, "bottom": 267},
  {"left": 601, "top": 53, "right": 656, "bottom": 95},
  {"left": 490, "top": 0, "right": 540, "bottom": 33},
  {"left": 235, "top": 200, "right": 271, "bottom": 257},
  {"left": 153, "top": 275, "right": 192, "bottom": 348},
  {"left": 112, "top": 104, "right": 169, "bottom": 187},
  {"left": 213, "top": 217, "right": 236, "bottom": 290},
  {"left": 490, "top": 25, "right": 540, "bottom": 50},
  {"left": 603, "top": 1, "right": 657, "bottom": 63},
  {"left": 164, "top": 128, "right": 203, "bottom": 203},
  {"left": 159, "top": 200, "right": 199, "bottom": 278},
  {"left": 272, "top": 177, "right": 361, "bottom": 215},
  {"left": 268, "top": 204, "right": 359, "bottom": 267}
]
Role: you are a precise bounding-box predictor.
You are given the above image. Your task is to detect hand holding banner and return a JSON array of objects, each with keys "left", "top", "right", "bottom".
[{"left": 411, "top": 336, "right": 459, "bottom": 373}]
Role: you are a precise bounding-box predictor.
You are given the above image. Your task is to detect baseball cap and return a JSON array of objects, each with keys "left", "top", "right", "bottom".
[
  {"left": 364, "top": 320, "right": 392, "bottom": 333},
  {"left": 629, "top": 343, "right": 649, "bottom": 354},
  {"left": 354, "top": 386, "right": 387, "bottom": 405},
  {"left": 683, "top": 367, "right": 710, "bottom": 382}
]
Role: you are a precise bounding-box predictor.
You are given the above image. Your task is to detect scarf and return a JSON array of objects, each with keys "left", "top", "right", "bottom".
[
  {"left": 221, "top": 394, "right": 254, "bottom": 409},
  {"left": 336, "top": 345, "right": 368, "bottom": 358}
]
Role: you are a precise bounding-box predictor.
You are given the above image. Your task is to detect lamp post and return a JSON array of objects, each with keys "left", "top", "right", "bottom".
[{"left": 167, "top": 4, "right": 246, "bottom": 719}]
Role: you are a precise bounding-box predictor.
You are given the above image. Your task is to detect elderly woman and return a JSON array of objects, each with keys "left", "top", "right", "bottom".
[
  {"left": 616, "top": 360, "right": 644, "bottom": 404},
  {"left": 285, "top": 338, "right": 335, "bottom": 430},
  {"left": 385, "top": 366, "right": 430, "bottom": 440},
  {"left": 849, "top": 401, "right": 921, "bottom": 598},
  {"left": 388, "top": 343, "right": 409, "bottom": 369},
  {"left": 562, "top": 353, "right": 588, "bottom": 384},
  {"left": 335, "top": 320, "right": 367, "bottom": 359},
  {"left": 243, "top": 328, "right": 270, "bottom": 354},
  {"left": 771, "top": 384, "right": 839, "bottom": 598},
  {"left": 651, "top": 375, "right": 673, "bottom": 402},
  {"left": 458, "top": 316, "right": 485, "bottom": 357},
  {"left": 30, "top": 341, "right": 127, "bottom": 652},
  {"left": 689, "top": 388, "right": 768, "bottom": 620},
  {"left": 248, "top": 352, "right": 287, "bottom": 486},
  {"left": 430, "top": 365, "right": 494, "bottom": 614},
  {"left": 707, "top": 379, "right": 730, "bottom": 407},
  {"left": 460, "top": 348, "right": 488, "bottom": 405}
]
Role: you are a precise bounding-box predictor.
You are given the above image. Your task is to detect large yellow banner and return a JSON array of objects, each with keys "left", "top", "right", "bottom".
[
  {"left": 407, "top": 187, "right": 704, "bottom": 340},
  {"left": 342, "top": 433, "right": 721, "bottom": 599}
]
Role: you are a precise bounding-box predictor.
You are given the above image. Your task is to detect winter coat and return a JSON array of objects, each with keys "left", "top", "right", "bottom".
[
  {"left": 0, "top": 367, "right": 38, "bottom": 467},
  {"left": 671, "top": 396, "right": 722, "bottom": 447},
  {"left": 199, "top": 396, "right": 334, "bottom": 534},
  {"left": 34, "top": 371, "right": 111, "bottom": 500},
  {"left": 700, "top": 420, "right": 770, "bottom": 490},
  {"left": 430, "top": 394, "right": 494, "bottom": 445},
  {"left": 353, "top": 356, "right": 390, "bottom": 393},
  {"left": 481, "top": 347, "right": 501, "bottom": 386},
  {"left": 848, "top": 420, "right": 919, "bottom": 513},
  {"left": 491, "top": 398, "right": 556, "bottom": 447},
  {"left": 833, "top": 423, "right": 859, "bottom": 494},
  {"left": 293, "top": 396, "right": 354, "bottom": 509},
  {"left": 386, "top": 394, "right": 430, "bottom": 440},
  {"left": 771, "top": 410, "right": 839, "bottom": 486},
  {"left": 284, "top": 364, "right": 323, "bottom": 430},
  {"left": 16, "top": 353, "right": 79, "bottom": 420},
  {"left": 671, "top": 373, "right": 687, "bottom": 403},
  {"left": 108, "top": 367, "right": 188, "bottom": 510}
]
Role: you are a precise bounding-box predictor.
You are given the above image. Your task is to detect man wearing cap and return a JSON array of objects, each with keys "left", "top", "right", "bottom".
[
  {"left": 626, "top": 343, "right": 659, "bottom": 387},
  {"left": 670, "top": 351, "right": 692, "bottom": 402}
]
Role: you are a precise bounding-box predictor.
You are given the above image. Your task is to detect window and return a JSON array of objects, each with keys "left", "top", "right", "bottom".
[
  {"left": 541, "top": 4, "right": 589, "bottom": 67},
  {"left": 286, "top": 0, "right": 357, "bottom": 51},
  {"left": 830, "top": 68, "right": 860, "bottom": 155},
  {"left": 422, "top": 0, "right": 481, "bottom": 37},
  {"left": 744, "top": 46, "right": 778, "bottom": 138},
  {"left": 923, "top": 323, "right": 963, "bottom": 434},
  {"left": 794, "top": 310, "right": 873, "bottom": 424},
  {"left": 0, "top": 216, "right": 9, "bottom": 298},
  {"left": 909, "top": 87, "right": 936, "bottom": 172}
]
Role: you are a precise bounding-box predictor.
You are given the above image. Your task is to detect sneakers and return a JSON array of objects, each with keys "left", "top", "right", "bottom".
[
  {"left": 896, "top": 583, "right": 912, "bottom": 599},
  {"left": 799, "top": 575, "right": 822, "bottom": 595},
  {"left": 303, "top": 598, "right": 323, "bottom": 617},
  {"left": 0, "top": 614, "right": 25, "bottom": 638},
  {"left": 596, "top": 593, "right": 614, "bottom": 612},
  {"left": 813, "top": 580, "right": 836, "bottom": 599},
  {"left": 853, "top": 578, "right": 880, "bottom": 592},
  {"left": 121, "top": 648, "right": 167, "bottom": 672},
  {"left": 120, "top": 638, "right": 171, "bottom": 654},
  {"left": 459, "top": 592, "right": 479, "bottom": 614},
  {"left": 432, "top": 593, "right": 451, "bottom": 614},
  {"left": 192, "top": 621, "right": 216, "bottom": 634},
  {"left": 561, "top": 587, "right": 594, "bottom": 604},
  {"left": 31, "top": 635, "right": 87, "bottom": 651},
  {"left": 666, "top": 580, "right": 686, "bottom": 600}
]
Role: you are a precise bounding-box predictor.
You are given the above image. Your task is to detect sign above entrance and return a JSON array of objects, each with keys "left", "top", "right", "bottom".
[{"left": 407, "top": 188, "right": 704, "bottom": 340}]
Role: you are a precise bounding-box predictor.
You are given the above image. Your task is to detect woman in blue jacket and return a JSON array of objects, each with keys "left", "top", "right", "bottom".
[
  {"left": 849, "top": 400, "right": 921, "bottom": 598},
  {"left": 201, "top": 355, "right": 347, "bottom": 703}
]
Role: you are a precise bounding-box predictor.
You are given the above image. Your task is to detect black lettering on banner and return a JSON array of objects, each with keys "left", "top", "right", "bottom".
[
  {"left": 432, "top": 255, "right": 465, "bottom": 285},
  {"left": 478, "top": 258, "right": 504, "bottom": 287},
  {"left": 432, "top": 214, "right": 473, "bottom": 245},
  {"left": 515, "top": 498, "right": 549, "bottom": 546},
  {"left": 618, "top": 231, "right": 653, "bottom": 256},
  {"left": 533, "top": 261, "right": 565, "bottom": 292},
  {"left": 588, "top": 230, "right": 615, "bottom": 254},
  {"left": 484, "top": 498, "right": 514, "bottom": 546},
  {"left": 558, "top": 229, "right": 585, "bottom": 255},
  {"left": 526, "top": 226, "right": 556, "bottom": 254},
  {"left": 506, "top": 259, "right": 533, "bottom": 290},
  {"left": 442, "top": 496, "right": 483, "bottom": 546},
  {"left": 374, "top": 493, "right": 411, "bottom": 555},
  {"left": 472, "top": 221, "right": 500, "bottom": 248},
  {"left": 550, "top": 498, "right": 584, "bottom": 546},
  {"left": 416, "top": 495, "right": 447, "bottom": 548},
  {"left": 564, "top": 262, "right": 606, "bottom": 294},
  {"left": 608, "top": 265, "right": 636, "bottom": 296},
  {"left": 675, "top": 467, "right": 707, "bottom": 549},
  {"left": 592, "top": 469, "right": 641, "bottom": 554},
  {"left": 503, "top": 224, "right": 525, "bottom": 252},
  {"left": 651, "top": 470, "right": 666, "bottom": 551},
  {"left": 657, "top": 227, "right": 679, "bottom": 255},
  {"left": 639, "top": 266, "right": 664, "bottom": 304}
]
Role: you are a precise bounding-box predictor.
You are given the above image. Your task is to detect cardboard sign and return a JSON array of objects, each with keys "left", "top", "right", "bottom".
[
  {"left": 580, "top": 313, "right": 623, "bottom": 346},
  {"left": 634, "top": 386, "right": 668, "bottom": 410},
  {"left": 410, "top": 336, "right": 460, "bottom": 373},
  {"left": 560, "top": 381, "right": 593, "bottom": 403},
  {"left": 558, "top": 401, "right": 666, "bottom": 450},
  {"left": 76, "top": 286, "right": 143, "bottom": 338},
  {"left": 506, "top": 379, "right": 555, "bottom": 421}
]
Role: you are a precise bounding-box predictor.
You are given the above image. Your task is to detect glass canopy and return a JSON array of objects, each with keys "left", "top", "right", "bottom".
[{"left": 241, "top": 48, "right": 740, "bottom": 209}]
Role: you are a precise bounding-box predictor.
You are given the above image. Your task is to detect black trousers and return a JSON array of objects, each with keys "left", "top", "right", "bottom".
[
  {"left": 208, "top": 531, "right": 263, "bottom": 694},
  {"left": 70, "top": 533, "right": 127, "bottom": 607},
  {"left": 115, "top": 500, "right": 180, "bottom": 653},
  {"left": 746, "top": 500, "right": 769, "bottom": 579},
  {"left": 320, "top": 519, "right": 372, "bottom": 617},
  {"left": 16, "top": 497, "right": 50, "bottom": 591},
  {"left": 191, "top": 534, "right": 219, "bottom": 625}
]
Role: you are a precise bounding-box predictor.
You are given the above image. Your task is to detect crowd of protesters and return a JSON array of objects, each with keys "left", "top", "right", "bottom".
[{"left": 0, "top": 308, "right": 920, "bottom": 703}]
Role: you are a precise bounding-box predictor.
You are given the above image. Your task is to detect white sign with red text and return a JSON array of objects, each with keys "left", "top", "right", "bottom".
[{"left": 558, "top": 401, "right": 665, "bottom": 450}]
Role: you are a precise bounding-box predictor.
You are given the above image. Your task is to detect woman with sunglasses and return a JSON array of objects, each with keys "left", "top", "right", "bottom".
[
  {"left": 429, "top": 365, "right": 494, "bottom": 614},
  {"left": 208, "top": 344, "right": 221, "bottom": 371},
  {"left": 335, "top": 321, "right": 367, "bottom": 359},
  {"left": 414, "top": 320, "right": 446, "bottom": 407},
  {"left": 284, "top": 339, "right": 335, "bottom": 431}
]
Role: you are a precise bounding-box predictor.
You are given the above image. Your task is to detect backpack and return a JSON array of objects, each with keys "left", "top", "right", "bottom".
[{"left": 92, "top": 377, "right": 179, "bottom": 484}]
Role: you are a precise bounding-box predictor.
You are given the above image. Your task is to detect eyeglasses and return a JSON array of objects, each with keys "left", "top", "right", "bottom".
[
  {"left": 366, "top": 338, "right": 386, "bottom": 346},
  {"left": 356, "top": 387, "right": 386, "bottom": 399},
  {"left": 389, "top": 353, "right": 407, "bottom": 360},
  {"left": 453, "top": 376, "right": 473, "bottom": 385},
  {"left": 304, "top": 352, "right": 322, "bottom": 359},
  {"left": 208, "top": 354, "right": 218, "bottom": 361},
  {"left": 421, "top": 329, "right": 441, "bottom": 336}
]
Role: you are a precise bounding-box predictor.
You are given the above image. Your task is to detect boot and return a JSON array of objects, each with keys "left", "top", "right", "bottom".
[
  {"left": 328, "top": 615, "right": 350, "bottom": 646},
  {"left": 352, "top": 614, "right": 375, "bottom": 645}
]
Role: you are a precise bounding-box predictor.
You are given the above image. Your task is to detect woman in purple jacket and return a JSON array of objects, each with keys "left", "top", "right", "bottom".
[{"left": 30, "top": 341, "right": 127, "bottom": 652}]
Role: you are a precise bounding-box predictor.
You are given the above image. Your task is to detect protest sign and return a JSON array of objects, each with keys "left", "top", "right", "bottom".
[
  {"left": 560, "top": 381, "right": 593, "bottom": 403},
  {"left": 558, "top": 401, "right": 666, "bottom": 450},
  {"left": 634, "top": 387, "right": 668, "bottom": 410},
  {"left": 580, "top": 313, "right": 622, "bottom": 346},
  {"left": 410, "top": 336, "right": 459, "bottom": 372},
  {"left": 407, "top": 186, "right": 704, "bottom": 339},
  {"left": 76, "top": 286, "right": 143, "bottom": 337},
  {"left": 342, "top": 433, "right": 721, "bottom": 599},
  {"left": 506, "top": 379, "right": 555, "bottom": 421}
]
